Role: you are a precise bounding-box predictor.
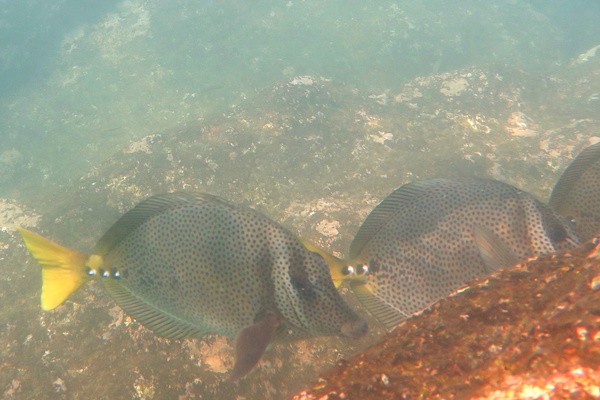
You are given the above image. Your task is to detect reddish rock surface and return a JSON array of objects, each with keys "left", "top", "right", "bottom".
[{"left": 290, "top": 241, "right": 600, "bottom": 399}]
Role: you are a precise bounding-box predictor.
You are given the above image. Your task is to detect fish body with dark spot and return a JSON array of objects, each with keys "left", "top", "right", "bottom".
[
  {"left": 18, "top": 192, "right": 367, "bottom": 379},
  {"left": 332, "top": 178, "right": 580, "bottom": 329},
  {"left": 549, "top": 142, "right": 600, "bottom": 242}
]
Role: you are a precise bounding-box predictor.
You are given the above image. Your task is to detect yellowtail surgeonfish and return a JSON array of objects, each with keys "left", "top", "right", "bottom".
[
  {"left": 327, "top": 178, "right": 581, "bottom": 330},
  {"left": 18, "top": 192, "right": 367, "bottom": 379},
  {"left": 549, "top": 142, "right": 600, "bottom": 242}
]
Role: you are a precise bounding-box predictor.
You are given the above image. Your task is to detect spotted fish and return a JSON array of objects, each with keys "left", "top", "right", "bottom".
[
  {"left": 549, "top": 142, "right": 600, "bottom": 242},
  {"left": 328, "top": 178, "right": 580, "bottom": 330},
  {"left": 18, "top": 192, "right": 367, "bottom": 379}
]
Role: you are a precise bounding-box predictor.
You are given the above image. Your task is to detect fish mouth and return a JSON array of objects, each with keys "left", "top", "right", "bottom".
[{"left": 341, "top": 318, "right": 368, "bottom": 339}]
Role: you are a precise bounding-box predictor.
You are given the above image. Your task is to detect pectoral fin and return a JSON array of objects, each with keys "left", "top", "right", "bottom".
[
  {"left": 473, "top": 225, "right": 519, "bottom": 273},
  {"left": 231, "top": 312, "right": 281, "bottom": 381}
]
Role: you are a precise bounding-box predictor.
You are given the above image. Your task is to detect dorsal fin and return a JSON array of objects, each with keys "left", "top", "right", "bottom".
[
  {"left": 473, "top": 225, "right": 520, "bottom": 273},
  {"left": 95, "top": 192, "right": 229, "bottom": 256},
  {"left": 549, "top": 142, "right": 600, "bottom": 213},
  {"left": 349, "top": 179, "right": 451, "bottom": 259}
]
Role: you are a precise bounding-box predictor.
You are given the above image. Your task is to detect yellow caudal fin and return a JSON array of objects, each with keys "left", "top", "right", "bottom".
[
  {"left": 302, "top": 240, "right": 348, "bottom": 288},
  {"left": 17, "top": 228, "right": 91, "bottom": 310}
]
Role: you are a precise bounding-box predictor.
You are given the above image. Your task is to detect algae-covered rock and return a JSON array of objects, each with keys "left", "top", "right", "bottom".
[{"left": 290, "top": 240, "right": 600, "bottom": 399}]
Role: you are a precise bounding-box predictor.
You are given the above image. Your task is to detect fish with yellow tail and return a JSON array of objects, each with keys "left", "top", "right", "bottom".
[
  {"left": 326, "top": 178, "right": 581, "bottom": 330},
  {"left": 19, "top": 192, "right": 367, "bottom": 380}
]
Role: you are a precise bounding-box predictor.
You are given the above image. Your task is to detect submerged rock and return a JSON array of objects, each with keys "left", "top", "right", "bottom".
[{"left": 290, "top": 240, "right": 600, "bottom": 399}]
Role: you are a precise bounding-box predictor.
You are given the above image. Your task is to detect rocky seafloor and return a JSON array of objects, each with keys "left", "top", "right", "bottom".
[{"left": 1, "top": 52, "right": 599, "bottom": 398}]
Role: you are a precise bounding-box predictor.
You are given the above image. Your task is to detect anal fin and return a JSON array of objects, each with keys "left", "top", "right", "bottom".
[
  {"left": 351, "top": 282, "right": 409, "bottom": 331},
  {"left": 104, "top": 279, "right": 208, "bottom": 340}
]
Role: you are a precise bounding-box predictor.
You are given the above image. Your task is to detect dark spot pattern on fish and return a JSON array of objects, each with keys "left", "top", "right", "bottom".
[
  {"left": 549, "top": 142, "right": 600, "bottom": 242},
  {"left": 345, "top": 178, "right": 581, "bottom": 329},
  {"left": 18, "top": 192, "right": 367, "bottom": 380}
]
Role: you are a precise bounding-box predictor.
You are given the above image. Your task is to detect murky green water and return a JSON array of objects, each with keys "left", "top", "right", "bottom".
[
  {"left": 1, "top": 1, "right": 599, "bottom": 399},
  {"left": 1, "top": 0, "right": 598, "bottom": 197}
]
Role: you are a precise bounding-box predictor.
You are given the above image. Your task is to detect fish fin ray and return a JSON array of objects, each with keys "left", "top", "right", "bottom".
[
  {"left": 351, "top": 282, "right": 409, "bottom": 330},
  {"left": 349, "top": 179, "right": 451, "bottom": 259},
  {"left": 18, "top": 228, "right": 90, "bottom": 310},
  {"left": 231, "top": 312, "right": 281, "bottom": 380},
  {"left": 95, "top": 192, "right": 230, "bottom": 255},
  {"left": 105, "top": 279, "right": 207, "bottom": 340},
  {"left": 473, "top": 225, "right": 520, "bottom": 273}
]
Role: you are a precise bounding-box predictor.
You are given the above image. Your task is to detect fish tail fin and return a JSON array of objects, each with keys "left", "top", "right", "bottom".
[
  {"left": 17, "top": 228, "right": 91, "bottom": 310},
  {"left": 302, "top": 240, "right": 346, "bottom": 288}
]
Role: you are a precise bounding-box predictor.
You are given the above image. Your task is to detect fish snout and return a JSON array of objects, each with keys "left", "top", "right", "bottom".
[{"left": 341, "top": 318, "right": 368, "bottom": 339}]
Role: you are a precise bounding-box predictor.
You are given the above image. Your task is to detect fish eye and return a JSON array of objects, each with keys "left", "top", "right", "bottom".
[
  {"left": 357, "top": 264, "right": 369, "bottom": 275},
  {"left": 290, "top": 276, "right": 316, "bottom": 300},
  {"left": 290, "top": 276, "right": 310, "bottom": 291},
  {"left": 547, "top": 223, "right": 568, "bottom": 243},
  {"left": 341, "top": 265, "right": 355, "bottom": 276},
  {"left": 85, "top": 266, "right": 96, "bottom": 276}
]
